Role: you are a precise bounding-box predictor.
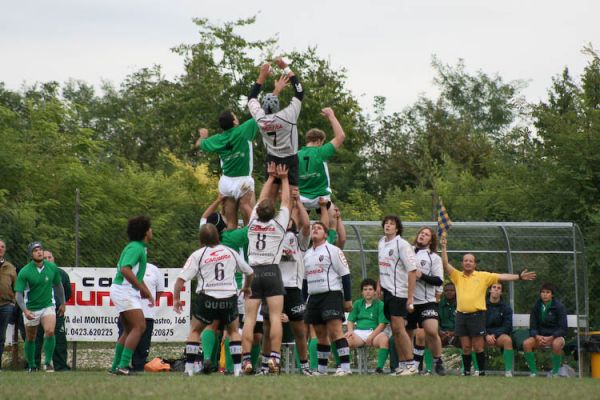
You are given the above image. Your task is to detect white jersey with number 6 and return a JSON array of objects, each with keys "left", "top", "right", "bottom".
[
  {"left": 304, "top": 242, "right": 350, "bottom": 295},
  {"left": 178, "top": 244, "right": 253, "bottom": 299},
  {"left": 247, "top": 206, "right": 289, "bottom": 266}
]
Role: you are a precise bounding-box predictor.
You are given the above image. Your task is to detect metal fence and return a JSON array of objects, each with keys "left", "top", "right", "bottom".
[{"left": 341, "top": 221, "right": 588, "bottom": 376}]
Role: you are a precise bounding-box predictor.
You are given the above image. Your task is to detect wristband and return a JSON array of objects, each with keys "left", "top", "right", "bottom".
[{"left": 283, "top": 67, "right": 292, "bottom": 76}]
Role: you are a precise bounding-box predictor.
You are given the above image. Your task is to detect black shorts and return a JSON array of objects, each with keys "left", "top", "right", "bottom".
[
  {"left": 265, "top": 154, "right": 299, "bottom": 186},
  {"left": 455, "top": 311, "right": 486, "bottom": 337},
  {"left": 261, "top": 287, "right": 306, "bottom": 322},
  {"left": 406, "top": 302, "right": 439, "bottom": 330},
  {"left": 192, "top": 293, "right": 238, "bottom": 325},
  {"left": 250, "top": 264, "right": 285, "bottom": 299},
  {"left": 304, "top": 291, "right": 344, "bottom": 325},
  {"left": 382, "top": 288, "right": 408, "bottom": 320}
]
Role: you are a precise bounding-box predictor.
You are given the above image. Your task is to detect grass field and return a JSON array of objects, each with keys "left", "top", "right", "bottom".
[{"left": 0, "top": 372, "right": 597, "bottom": 400}]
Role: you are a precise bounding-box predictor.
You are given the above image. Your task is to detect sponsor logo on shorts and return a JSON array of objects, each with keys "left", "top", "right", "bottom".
[{"left": 421, "top": 309, "right": 439, "bottom": 318}]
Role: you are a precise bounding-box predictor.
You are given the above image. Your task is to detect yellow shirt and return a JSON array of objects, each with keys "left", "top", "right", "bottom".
[{"left": 450, "top": 269, "right": 499, "bottom": 313}]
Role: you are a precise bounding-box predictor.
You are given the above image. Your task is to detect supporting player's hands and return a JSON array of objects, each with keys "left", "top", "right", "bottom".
[
  {"left": 281, "top": 313, "right": 289, "bottom": 323},
  {"left": 173, "top": 299, "right": 183, "bottom": 314},
  {"left": 276, "top": 164, "right": 289, "bottom": 179},
  {"left": 267, "top": 161, "right": 278, "bottom": 177},
  {"left": 57, "top": 304, "right": 66, "bottom": 318},
  {"left": 321, "top": 107, "right": 335, "bottom": 120},
  {"left": 343, "top": 300, "right": 352, "bottom": 312},
  {"left": 485, "top": 334, "right": 496, "bottom": 346},
  {"left": 406, "top": 302, "right": 415, "bottom": 313},
  {"left": 23, "top": 309, "right": 35, "bottom": 320},
  {"left": 318, "top": 197, "right": 328, "bottom": 207},
  {"left": 440, "top": 236, "right": 447, "bottom": 248},
  {"left": 291, "top": 187, "right": 299, "bottom": 200},
  {"left": 273, "top": 74, "right": 289, "bottom": 96}
]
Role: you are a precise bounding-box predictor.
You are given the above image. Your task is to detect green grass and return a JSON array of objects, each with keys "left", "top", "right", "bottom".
[{"left": 0, "top": 372, "right": 596, "bottom": 400}]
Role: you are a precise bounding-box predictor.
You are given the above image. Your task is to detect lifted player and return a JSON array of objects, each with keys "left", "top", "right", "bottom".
[
  {"left": 248, "top": 57, "right": 303, "bottom": 200},
  {"left": 195, "top": 111, "right": 258, "bottom": 229}
]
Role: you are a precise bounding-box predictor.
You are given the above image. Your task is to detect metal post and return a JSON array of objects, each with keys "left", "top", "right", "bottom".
[
  {"left": 498, "top": 226, "right": 514, "bottom": 309},
  {"left": 431, "top": 192, "right": 436, "bottom": 222},
  {"left": 72, "top": 188, "right": 80, "bottom": 370},
  {"left": 350, "top": 224, "right": 367, "bottom": 279},
  {"left": 572, "top": 223, "right": 582, "bottom": 378}
]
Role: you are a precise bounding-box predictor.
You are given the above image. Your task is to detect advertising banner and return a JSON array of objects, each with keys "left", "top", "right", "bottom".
[{"left": 64, "top": 268, "right": 191, "bottom": 342}]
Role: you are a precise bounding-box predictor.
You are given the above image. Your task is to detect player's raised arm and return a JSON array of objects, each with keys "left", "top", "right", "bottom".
[
  {"left": 257, "top": 162, "right": 278, "bottom": 204},
  {"left": 248, "top": 63, "right": 271, "bottom": 101},
  {"left": 275, "top": 56, "right": 303, "bottom": 101},
  {"left": 440, "top": 236, "right": 456, "bottom": 276},
  {"left": 277, "top": 164, "right": 291, "bottom": 211},
  {"left": 322, "top": 108, "right": 346, "bottom": 149}
]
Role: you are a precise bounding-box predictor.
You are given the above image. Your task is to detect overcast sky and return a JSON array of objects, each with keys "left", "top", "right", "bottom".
[{"left": 1, "top": 0, "right": 598, "bottom": 113}]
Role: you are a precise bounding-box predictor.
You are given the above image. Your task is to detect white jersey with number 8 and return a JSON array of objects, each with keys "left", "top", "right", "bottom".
[{"left": 247, "top": 206, "right": 289, "bottom": 266}]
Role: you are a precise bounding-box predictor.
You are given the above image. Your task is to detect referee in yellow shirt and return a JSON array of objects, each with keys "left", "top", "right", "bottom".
[{"left": 440, "top": 237, "right": 536, "bottom": 376}]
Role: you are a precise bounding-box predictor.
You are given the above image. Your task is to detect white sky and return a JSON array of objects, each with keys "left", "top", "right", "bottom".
[{"left": 1, "top": 0, "right": 598, "bottom": 114}]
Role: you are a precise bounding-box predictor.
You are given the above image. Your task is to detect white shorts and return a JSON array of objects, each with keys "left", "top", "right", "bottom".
[
  {"left": 219, "top": 176, "right": 254, "bottom": 200},
  {"left": 23, "top": 306, "right": 55, "bottom": 327},
  {"left": 353, "top": 329, "right": 374, "bottom": 342},
  {"left": 300, "top": 194, "right": 331, "bottom": 210},
  {"left": 110, "top": 284, "right": 143, "bottom": 313}
]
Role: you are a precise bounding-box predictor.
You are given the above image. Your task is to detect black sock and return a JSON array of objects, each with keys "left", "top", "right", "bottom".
[
  {"left": 476, "top": 352, "right": 486, "bottom": 375},
  {"left": 463, "top": 354, "right": 472, "bottom": 375}
]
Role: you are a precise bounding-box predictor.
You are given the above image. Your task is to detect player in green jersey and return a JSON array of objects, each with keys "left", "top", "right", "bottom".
[
  {"left": 14, "top": 242, "right": 65, "bottom": 372},
  {"left": 195, "top": 111, "right": 258, "bottom": 229},
  {"left": 109, "top": 216, "right": 154, "bottom": 375},
  {"left": 297, "top": 107, "right": 346, "bottom": 223}
]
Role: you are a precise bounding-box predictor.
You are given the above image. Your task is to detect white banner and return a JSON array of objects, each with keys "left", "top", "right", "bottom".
[{"left": 64, "top": 268, "right": 191, "bottom": 342}]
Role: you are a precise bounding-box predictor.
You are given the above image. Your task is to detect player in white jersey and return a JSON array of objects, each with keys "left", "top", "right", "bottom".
[
  {"left": 173, "top": 224, "right": 253, "bottom": 377},
  {"left": 258, "top": 188, "right": 312, "bottom": 375},
  {"left": 405, "top": 227, "right": 445, "bottom": 375},
  {"left": 303, "top": 222, "right": 353, "bottom": 376},
  {"left": 248, "top": 57, "right": 303, "bottom": 200},
  {"left": 242, "top": 162, "right": 291, "bottom": 374},
  {"left": 376, "top": 215, "right": 418, "bottom": 376}
]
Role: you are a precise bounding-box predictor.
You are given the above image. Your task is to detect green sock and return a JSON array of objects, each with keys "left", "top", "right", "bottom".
[
  {"left": 551, "top": 354, "right": 562, "bottom": 374},
  {"left": 118, "top": 347, "right": 133, "bottom": 369},
  {"left": 503, "top": 349, "right": 514, "bottom": 372},
  {"left": 330, "top": 341, "right": 341, "bottom": 366},
  {"left": 424, "top": 348, "right": 433, "bottom": 372},
  {"left": 211, "top": 334, "right": 220, "bottom": 365},
  {"left": 25, "top": 340, "right": 37, "bottom": 369},
  {"left": 201, "top": 329, "right": 217, "bottom": 363},
  {"left": 472, "top": 352, "right": 479, "bottom": 371},
  {"left": 524, "top": 352, "right": 537, "bottom": 373},
  {"left": 377, "top": 348, "right": 389, "bottom": 369},
  {"left": 251, "top": 343, "right": 261, "bottom": 368},
  {"left": 224, "top": 337, "right": 233, "bottom": 373},
  {"left": 308, "top": 338, "right": 318, "bottom": 369},
  {"left": 111, "top": 343, "right": 124, "bottom": 371},
  {"left": 43, "top": 335, "right": 56, "bottom": 366}
]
